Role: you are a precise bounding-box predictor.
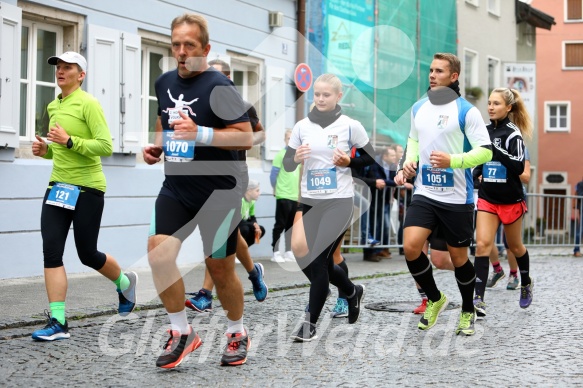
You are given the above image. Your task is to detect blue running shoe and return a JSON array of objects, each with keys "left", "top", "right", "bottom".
[
  {"left": 249, "top": 263, "right": 268, "bottom": 302},
  {"left": 185, "top": 289, "right": 213, "bottom": 312},
  {"left": 519, "top": 277, "right": 534, "bottom": 308},
  {"left": 32, "top": 311, "right": 70, "bottom": 341},
  {"left": 118, "top": 271, "right": 138, "bottom": 316},
  {"left": 330, "top": 298, "right": 349, "bottom": 318}
]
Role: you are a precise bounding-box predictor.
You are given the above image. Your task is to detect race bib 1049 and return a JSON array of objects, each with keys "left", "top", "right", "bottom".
[{"left": 307, "top": 168, "right": 338, "bottom": 194}]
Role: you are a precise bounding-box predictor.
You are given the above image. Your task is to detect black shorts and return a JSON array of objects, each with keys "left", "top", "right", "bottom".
[
  {"left": 150, "top": 193, "right": 240, "bottom": 258},
  {"left": 404, "top": 197, "right": 474, "bottom": 248}
]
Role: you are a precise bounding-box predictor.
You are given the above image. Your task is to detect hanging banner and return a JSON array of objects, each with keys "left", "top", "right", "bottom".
[
  {"left": 325, "top": 0, "right": 374, "bottom": 82},
  {"left": 503, "top": 63, "right": 536, "bottom": 119}
]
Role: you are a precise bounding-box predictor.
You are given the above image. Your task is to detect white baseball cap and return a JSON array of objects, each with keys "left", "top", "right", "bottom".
[{"left": 47, "top": 51, "right": 87, "bottom": 71}]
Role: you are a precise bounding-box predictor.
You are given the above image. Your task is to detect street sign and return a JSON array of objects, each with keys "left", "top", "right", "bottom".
[{"left": 294, "top": 63, "right": 313, "bottom": 93}]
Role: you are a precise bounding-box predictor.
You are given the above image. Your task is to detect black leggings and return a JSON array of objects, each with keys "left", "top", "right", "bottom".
[
  {"left": 41, "top": 188, "right": 107, "bottom": 270},
  {"left": 272, "top": 198, "right": 298, "bottom": 252},
  {"left": 300, "top": 198, "right": 355, "bottom": 324}
]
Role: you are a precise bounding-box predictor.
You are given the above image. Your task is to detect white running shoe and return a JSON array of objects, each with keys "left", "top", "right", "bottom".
[
  {"left": 284, "top": 251, "right": 296, "bottom": 262},
  {"left": 271, "top": 251, "right": 285, "bottom": 263}
]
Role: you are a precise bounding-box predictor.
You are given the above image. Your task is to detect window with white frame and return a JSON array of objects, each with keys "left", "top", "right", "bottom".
[
  {"left": 466, "top": 0, "right": 479, "bottom": 7},
  {"left": 566, "top": 0, "right": 583, "bottom": 21},
  {"left": 464, "top": 49, "right": 479, "bottom": 94},
  {"left": 564, "top": 41, "right": 583, "bottom": 69},
  {"left": 141, "top": 44, "right": 172, "bottom": 143},
  {"left": 488, "top": 0, "right": 500, "bottom": 16},
  {"left": 487, "top": 56, "right": 500, "bottom": 95},
  {"left": 20, "top": 21, "right": 63, "bottom": 140},
  {"left": 545, "top": 102, "right": 570, "bottom": 132},
  {"left": 230, "top": 56, "right": 263, "bottom": 158}
]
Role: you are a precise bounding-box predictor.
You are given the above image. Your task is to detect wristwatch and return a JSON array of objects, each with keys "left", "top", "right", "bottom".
[{"left": 66, "top": 137, "right": 73, "bottom": 149}]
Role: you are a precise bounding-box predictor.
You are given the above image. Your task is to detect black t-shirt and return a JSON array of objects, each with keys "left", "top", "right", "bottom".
[
  {"left": 155, "top": 67, "right": 249, "bottom": 209},
  {"left": 238, "top": 102, "right": 259, "bottom": 163}
]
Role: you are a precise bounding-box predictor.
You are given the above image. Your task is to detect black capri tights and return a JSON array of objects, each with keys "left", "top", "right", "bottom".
[{"left": 41, "top": 188, "right": 107, "bottom": 270}]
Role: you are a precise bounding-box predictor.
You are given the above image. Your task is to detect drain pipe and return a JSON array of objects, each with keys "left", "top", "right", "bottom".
[{"left": 296, "top": 0, "right": 307, "bottom": 122}]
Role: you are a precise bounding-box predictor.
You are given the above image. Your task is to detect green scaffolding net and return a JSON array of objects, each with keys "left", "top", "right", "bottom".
[{"left": 307, "top": 0, "right": 457, "bottom": 147}]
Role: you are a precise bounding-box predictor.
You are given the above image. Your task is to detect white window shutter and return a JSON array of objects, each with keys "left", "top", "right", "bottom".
[
  {"left": 0, "top": 2, "right": 22, "bottom": 151},
  {"left": 120, "top": 32, "right": 141, "bottom": 154},
  {"left": 264, "top": 66, "right": 286, "bottom": 161},
  {"left": 87, "top": 25, "right": 120, "bottom": 152}
]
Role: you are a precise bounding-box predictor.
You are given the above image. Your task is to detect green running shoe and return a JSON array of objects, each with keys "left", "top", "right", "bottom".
[
  {"left": 455, "top": 311, "right": 476, "bottom": 336},
  {"left": 418, "top": 292, "right": 448, "bottom": 330}
]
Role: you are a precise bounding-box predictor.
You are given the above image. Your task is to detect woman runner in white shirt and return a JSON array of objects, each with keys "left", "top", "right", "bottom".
[{"left": 283, "top": 74, "right": 376, "bottom": 342}]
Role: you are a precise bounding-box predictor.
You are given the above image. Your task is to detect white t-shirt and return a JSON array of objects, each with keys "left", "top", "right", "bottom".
[
  {"left": 410, "top": 97, "right": 490, "bottom": 205},
  {"left": 289, "top": 115, "right": 369, "bottom": 199}
]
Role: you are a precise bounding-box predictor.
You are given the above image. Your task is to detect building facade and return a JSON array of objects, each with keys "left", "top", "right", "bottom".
[
  {"left": 0, "top": 0, "right": 298, "bottom": 278},
  {"left": 533, "top": 0, "right": 583, "bottom": 208}
]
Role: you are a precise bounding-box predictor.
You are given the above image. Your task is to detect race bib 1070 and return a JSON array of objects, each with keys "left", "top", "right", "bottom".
[{"left": 163, "top": 130, "right": 195, "bottom": 162}]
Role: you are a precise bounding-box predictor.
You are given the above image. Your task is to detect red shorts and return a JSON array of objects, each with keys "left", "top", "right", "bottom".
[{"left": 477, "top": 198, "right": 527, "bottom": 225}]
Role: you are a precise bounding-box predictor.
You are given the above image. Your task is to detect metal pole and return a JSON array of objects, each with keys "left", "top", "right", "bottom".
[{"left": 372, "top": 0, "right": 378, "bottom": 147}]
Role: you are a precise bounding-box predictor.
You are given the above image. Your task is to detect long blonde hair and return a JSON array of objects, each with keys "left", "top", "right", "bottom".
[{"left": 491, "top": 87, "right": 533, "bottom": 140}]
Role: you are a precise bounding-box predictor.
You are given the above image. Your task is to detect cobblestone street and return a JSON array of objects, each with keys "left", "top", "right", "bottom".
[{"left": 1, "top": 256, "right": 582, "bottom": 387}]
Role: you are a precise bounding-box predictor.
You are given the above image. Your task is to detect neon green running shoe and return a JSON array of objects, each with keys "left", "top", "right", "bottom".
[
  {"left": 455, "top": 311, "right": 476, "bottom": 336},
  {"left": 418, "top": 292, "right": 448, "bottom": 330}
]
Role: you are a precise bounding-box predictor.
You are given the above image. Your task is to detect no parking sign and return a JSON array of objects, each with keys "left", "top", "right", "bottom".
[{"left": 294, "top": 63, "right": 313, "bottom": 93}]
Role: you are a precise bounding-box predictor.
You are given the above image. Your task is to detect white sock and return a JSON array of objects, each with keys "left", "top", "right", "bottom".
[
  {"left": 226, "top": 317, "right": 244, "bottom": 334},
  {"left": 168, "top": 310, "right": 189, "bottom": 334}
]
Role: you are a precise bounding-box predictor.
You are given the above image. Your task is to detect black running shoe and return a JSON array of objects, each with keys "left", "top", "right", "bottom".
[
  {"left": 220, "top": 329, "right": 250, "bottom": 366},
  {"left": 291, "top": 321, "right": 317, "bottom": 342},
  {"left": 156, "top": 326, "right": 202, "bottom": 369},
  {"left": 347, "top": 284, "right": 365, "bottom": 324}
]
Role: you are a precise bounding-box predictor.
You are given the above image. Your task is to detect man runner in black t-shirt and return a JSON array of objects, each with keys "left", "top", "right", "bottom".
[
  {"left": 143, "top": 13, "right": 253, "bottom": 368},
  {"left": 185, "top": 58, "right": 269, "bottom": 312}
]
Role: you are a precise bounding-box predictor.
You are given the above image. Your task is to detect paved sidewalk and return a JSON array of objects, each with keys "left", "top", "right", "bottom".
[
  {"left": 2, "top": 247, "right": 576, "bottom": 330},
  {"left": 0, "top": 252, "right": 410, "bottom": 330},
  {"left": 2, "top": 253, "right": 583, "bottom": 387}
]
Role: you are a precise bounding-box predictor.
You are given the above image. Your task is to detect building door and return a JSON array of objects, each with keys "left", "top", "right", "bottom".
[{"left": 543, "top": 188, "right": 567, "bottom": 231}]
